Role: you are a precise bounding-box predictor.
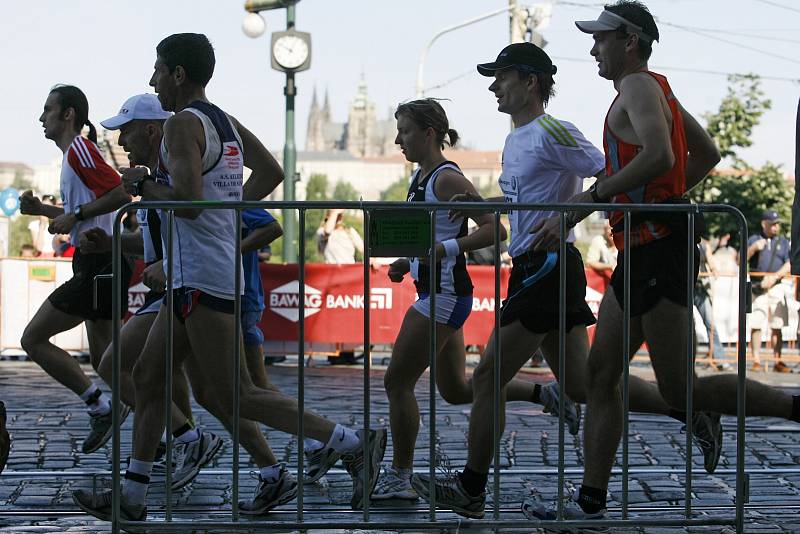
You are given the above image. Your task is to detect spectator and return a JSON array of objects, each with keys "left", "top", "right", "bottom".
[
  {"left": 316, "top": 208, "right": 364, "bottom": 364},
  {"left": 19, "top": 244, "right": 38, "bottom": 258},
  {"left": 28, "top": 194, "right": 57, "bottom": 258},
  {"left": 586, "top": 221, "right": 617, "bottom": 279},
  {"left": 747, "top": 210, "right": 792, "bottom": 372},
  {"left": 316, "top": 208, "right": 363, "bottom": 264},
  {"left": 695, "top": 237, "right": 729, "bottom": 371}
]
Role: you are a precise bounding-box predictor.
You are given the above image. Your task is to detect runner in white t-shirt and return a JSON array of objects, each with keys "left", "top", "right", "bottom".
[
  {"left": 19, "top": 85, "right": 132, "bottom": 456},
  {"left": 413, "top": 41, "right": 712, "bottom": 521}
]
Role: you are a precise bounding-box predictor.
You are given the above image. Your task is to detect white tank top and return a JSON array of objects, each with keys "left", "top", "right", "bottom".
[
  {"left": 407, "top": 161, "right": 472, "bottom": 296},
  {"left": 159, "top": 101, "right": 244, "bottom": 299}
]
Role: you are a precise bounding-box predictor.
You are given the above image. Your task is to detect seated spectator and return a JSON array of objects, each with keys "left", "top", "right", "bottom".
[
  {"left": 19, "top": 244, "right": 38, "bottom": 258},
  {"left": 316, "top": 208, "right": 363, "bottom": 264}
]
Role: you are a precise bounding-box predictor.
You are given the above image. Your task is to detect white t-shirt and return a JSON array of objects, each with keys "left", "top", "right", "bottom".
[
  {"left": 317, "top": 226, "right": 363, "bottom": 264},
  {"left": 28, "top": 219, "right": 55, "bottom": 256},
  {"left": 498, "top": 114, "right": 605, "bottom": 258}
]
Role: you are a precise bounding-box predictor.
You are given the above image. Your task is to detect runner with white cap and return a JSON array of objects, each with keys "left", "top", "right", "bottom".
[
  {"left": 525, "top": 0, "right": 800, "bottom": 525},
  {"left": 19, "top": 84, "right": 132, "bottom": 455}
]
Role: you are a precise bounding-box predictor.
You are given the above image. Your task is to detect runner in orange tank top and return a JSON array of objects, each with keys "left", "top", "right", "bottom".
[{"left": 526, "top": 1, "right": 800, "bottom": 527}]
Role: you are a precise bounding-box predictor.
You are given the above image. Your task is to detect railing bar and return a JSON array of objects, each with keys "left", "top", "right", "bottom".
[
  {"left": 164, "top": 209, "right": 175, "bottom": 521},
  {"left": 297, "top": 208, "right": 306, "bottom": 521},
  {"left": 556, "top": 211, "right": 567, "bottom": 520},
  {"left": 427, "top": 208, "right": 437, "bottom": 520},
  {"left": 684, "top": 212, "right": 695, "bottom": 519},
  {"left": 111, "top": 208, "right": 124, "bottom": 534},
  {"left": 232, "top": 209, "right": 242, "bottom": 522},
  {"left": 622, "top": 211, "right": 631, "bottom": 519},
  {"left": 492, "top": 209, "right": 502, "bottom": 520},
  {"left": 363, "top": 206, "right": 372, "bottom": 519}
]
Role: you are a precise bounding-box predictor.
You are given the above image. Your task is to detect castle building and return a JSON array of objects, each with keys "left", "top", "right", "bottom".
[{"left": 305, "top": 76, "right": 396, "bottom": 157}]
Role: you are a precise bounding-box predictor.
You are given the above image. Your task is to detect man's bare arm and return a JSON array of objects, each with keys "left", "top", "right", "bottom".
[
  {"left": 230, "top": 117, "right": 285, "bottom": 201},
  {"left": 162, "top": 113, "right": 205, "bottom": 219},
  {"left": 680, "top": 103, "right": 721, "bottom": 191},
  {"left": 595, "top": 74, "right": 675, "bottom": 200},
  {"left": 241, "top": 220, "right": 283, "bottom": 253},
  {"left": 80, "top": 185, "right": 131, "bottom": 219}
]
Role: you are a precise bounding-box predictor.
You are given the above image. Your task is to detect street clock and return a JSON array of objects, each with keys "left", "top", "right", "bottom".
[{"left": 271, "top": 29, "right": 311, "bottom": 72}]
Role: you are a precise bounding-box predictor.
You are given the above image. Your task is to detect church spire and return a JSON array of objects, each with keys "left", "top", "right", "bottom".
[
  {"left": 310, "top": 85, "right": 319, "bottom": 112},
  {"left": 322, "top": 86, "right": 331, "bottom": 121}
]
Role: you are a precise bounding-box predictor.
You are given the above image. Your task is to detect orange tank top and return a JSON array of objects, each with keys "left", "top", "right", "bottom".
[{"left": 604, "top": 71, "right": 687, "bottom": 249}]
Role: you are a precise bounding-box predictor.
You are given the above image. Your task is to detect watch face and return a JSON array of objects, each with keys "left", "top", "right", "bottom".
[{"left": 273, "top": 35, "right": 309, "bottom": 69}]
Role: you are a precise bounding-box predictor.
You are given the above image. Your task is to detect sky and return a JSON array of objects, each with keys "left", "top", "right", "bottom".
[{"left": 1, "top": 0, "right": 797, "bottom": 172}]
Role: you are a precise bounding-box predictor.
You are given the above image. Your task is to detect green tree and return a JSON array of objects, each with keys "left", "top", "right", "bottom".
[
  {"left": 9, "top": 215, "right": 34, "bottom": 257},
  {"left": 302, "top": 174, "right": 329, "bottom": 262},
  {"left": 689, "top": 74, "right": 788, "bottom": 240},
  {"left": 380, "top": 176, "right": 408, "bottom": 201},
  {"left": 11, "top": 171, "right": 34, "bottom": 192},
  {"left": 332, "top": 180, "right": 359, "bottom": 201},
  {"left": 703, "top": 74, "right": 771, "bottom": 166}
]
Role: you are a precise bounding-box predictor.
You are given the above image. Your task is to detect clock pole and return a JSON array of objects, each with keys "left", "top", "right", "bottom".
[{"left": 282, "top": 2, "right": 297, "bottom": 263}]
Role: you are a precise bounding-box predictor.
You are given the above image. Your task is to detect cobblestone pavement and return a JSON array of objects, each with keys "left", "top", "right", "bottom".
[{"left": 0, "top": 358, "right": 799, "bottom": 533}]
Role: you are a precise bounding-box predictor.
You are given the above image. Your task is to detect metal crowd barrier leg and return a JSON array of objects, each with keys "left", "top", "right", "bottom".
[
  {"left": 735, "top": 210, "right": 748, "bottom": 534},
  {"left": 232, "top": 209, "right": 243, "bottom": 522},
  {"left": 165, "top": 209, "right": 175, "bottom": 522},
  {"left": 621, "top": 211, "right": 631, "bottom": 520},
  {"left": 111, "top": 211, "right": 123, "bottom": 534},
  {"left": 427, "top": 208, "right": 437, "bottom": 519},
  {"left": 556, "top": 212, "right": 567, "bottom": 521},
  {"left": 684, "top": 212, "right": 695, "bottom": 519},
  {"left": 297, "top": 208, "right": 306, "bottom": 522},
  {"left": 492, "top": 209, "right": 502, "bottom": 521},
  {"left": 363, "top": 206, "right": 373, "bottom": 520}
]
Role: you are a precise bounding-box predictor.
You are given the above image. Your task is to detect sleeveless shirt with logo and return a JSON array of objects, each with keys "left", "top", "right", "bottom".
[
  {"left": 604, "top": 71, "right": 688, "bottom": 249},
  {"left": 406, "top": 161, "right": 473, "bottom": 296},
  {"left": 159, "top": 101, "right": 244, "bottom": 299}
]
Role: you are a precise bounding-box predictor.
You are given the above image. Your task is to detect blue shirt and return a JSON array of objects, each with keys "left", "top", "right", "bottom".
[
  {"left": 748, "top": 233, "right": 790, "bottom": 274},
  {"left": 242, "top": 209, "right": 276, "bottom": 312}
]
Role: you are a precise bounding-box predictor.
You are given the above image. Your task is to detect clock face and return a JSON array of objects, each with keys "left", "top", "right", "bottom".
[{"left": 273, "top": 35, "right": 309, "bottom": 69}]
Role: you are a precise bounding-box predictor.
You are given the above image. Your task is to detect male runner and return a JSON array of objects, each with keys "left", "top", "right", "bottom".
[
  {"left": 20, "top": 85, "right": 132, "bottom": 455},
  {"left": 526, "top": 1, "right": 800, "bottom": 523},
  {"left": 411, "top": 42, "right": 713, "bottom": 520},
  {"left": 73, "top": 34, "right": 385, "bottom": 523}
]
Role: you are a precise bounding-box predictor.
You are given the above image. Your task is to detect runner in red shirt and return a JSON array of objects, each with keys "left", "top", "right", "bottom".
[
  {"left": 19, "top": 85, "right": 131, "bottom": 455},
  {"left": 528, "top": 1, "right": 800, "bottom": 524}
]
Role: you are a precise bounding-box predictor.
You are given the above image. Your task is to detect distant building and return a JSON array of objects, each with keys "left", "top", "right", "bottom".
[
  {"left": 0, "top": 162, "right": 33, "bottom": 190},
  {"left": 306, "top": 76, "right": 396, "bottom": 158}
]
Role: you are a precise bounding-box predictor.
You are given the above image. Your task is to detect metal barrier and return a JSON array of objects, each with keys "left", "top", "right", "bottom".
[{"left": 104, "top": 199, "right": 749, "bottom": 533}]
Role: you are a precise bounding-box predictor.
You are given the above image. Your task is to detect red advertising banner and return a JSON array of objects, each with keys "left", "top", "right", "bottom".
[{"left": 126, "top": 263, "right": 611, "bottom": 345}]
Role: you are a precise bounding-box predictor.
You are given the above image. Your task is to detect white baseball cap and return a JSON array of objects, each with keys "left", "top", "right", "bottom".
[
  {"left": 575, "top": 9, "right": 657, "bottom": 43},
  {"left": 100, "top": 94, "right": 172, "bottom": 130}
]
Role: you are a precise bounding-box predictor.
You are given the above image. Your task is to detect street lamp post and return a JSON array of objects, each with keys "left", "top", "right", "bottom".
[{"left": 243, "top": 0, "right": 311, "bottom": 263}]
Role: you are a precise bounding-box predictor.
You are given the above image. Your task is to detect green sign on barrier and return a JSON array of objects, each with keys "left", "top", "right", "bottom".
[{"left": 369, "top": 209, "right": 431, "bottom": 258}]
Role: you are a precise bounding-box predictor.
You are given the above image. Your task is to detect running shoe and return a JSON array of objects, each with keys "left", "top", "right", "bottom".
[
  {"left": 540, "top": 381, "right": 582, "bottom": 436},
  {"left": 341, "top": 428, "right": 387, "bottom": 509},
  {"left": 0, "top": 401, "right": 9, "bottom": 475},
  {"left": 303, "top": 444, "right": 341, "bottom": 484},
  {"left": 72, "top": 488, "right": 146, "bottom": 528},
  {"left": 521, "top": 494, "right": 608, "bottom": 533},
  {"left": 150, "top": 442, "right": 186, "bottom": 479},
  {"left": 411, "top": 471, "right": 485, "bottom": 519},
  {"left": 170, "top": 430, "right": 223, "bottom": 490},
  {"left": 687, "top": 411, "right": 723, "bottom": 474},
  {"left": 82, "top": 404, "right": 131, "bottom": 454},
  {"left": 239, "top": 465, "right": 298, "bottom": 515},
  {"left": 372, "top": 466, "right": 417, "bottom": 500}
]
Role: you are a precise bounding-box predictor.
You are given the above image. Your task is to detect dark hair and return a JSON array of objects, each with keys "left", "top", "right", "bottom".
[
  {"left": 156, "top": 33, "right": 216, "bottom": 87},
  {"left": 516, "top": 70, "right": 556, "bottom": 107},
  {"left": 49, "top": 85, "right": 97, "bottom": 143},
  {"left": 395, "top": 99, "right": 458, "bottom": 150},
  {"left": 605, "top": 1, "right": 659, "bottom": 60}
]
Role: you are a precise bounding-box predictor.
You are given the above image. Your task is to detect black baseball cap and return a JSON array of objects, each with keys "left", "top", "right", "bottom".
[
  {"left": 477, "top": 42, "right": 557, "bottom": 77},
  {"left": 762, "top": 210, "right": 781, "bottom": 223}
]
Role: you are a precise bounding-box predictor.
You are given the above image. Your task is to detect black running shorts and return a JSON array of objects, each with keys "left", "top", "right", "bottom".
[
  {"left": 48, "top": 250, "right": 133, "bottom": 321},
  {"left": 610, "top": 230, "right": 700, "bottom": 317},
  {"left": 500, "top": 244, "right": 597, "bottom": 334}
]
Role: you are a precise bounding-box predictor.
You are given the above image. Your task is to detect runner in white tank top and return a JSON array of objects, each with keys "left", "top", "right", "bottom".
[
  {"left": 374, "top": 99, "right": 544, "bottom": 501},
  {"left": 73, "top": 33, "right": 388, "bottom": 523}
]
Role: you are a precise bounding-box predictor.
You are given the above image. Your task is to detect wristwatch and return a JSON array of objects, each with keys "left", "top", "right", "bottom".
[
  {"left": 74, "top": 204, "right": 85, "bottom": 221},
  {"left": 588, "top": 182, "right": 609, "bottom": 203},
  {"left": 131, "top": 174, "right": 153, "bottom": 197}
]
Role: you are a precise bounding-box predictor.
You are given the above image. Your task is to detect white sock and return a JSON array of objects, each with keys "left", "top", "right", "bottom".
[
  {"left": 174, "top": 427, "right": 200, "bottom": 445},
  {"left": 160, "top": 430, "right": 168, "bottom": 444},
  {"left": 325, "top": 424, "right": 360, "bottom": 453},
  {"left": 122, "top": 459, "right": 152, "bottom": 507},
  {"left": 304, "top": 438, "right": 324, "bottom": 452},
  {"left": 79, "top": 384, "right": 110, "bottom": 416},
  {"left": 259, "top": 463, "right": 282, "bottom": 483}
]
